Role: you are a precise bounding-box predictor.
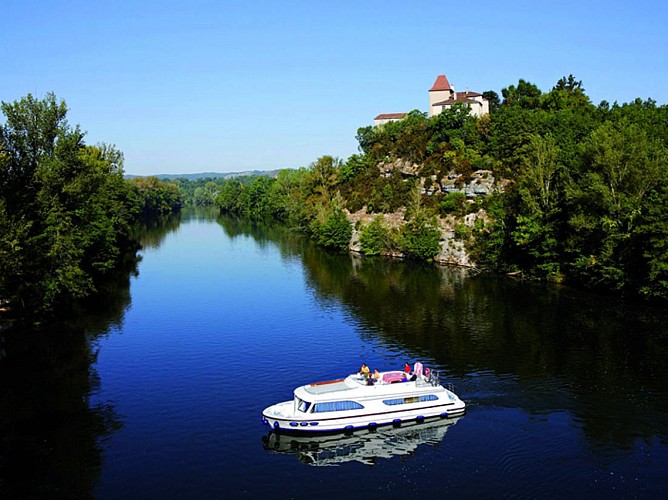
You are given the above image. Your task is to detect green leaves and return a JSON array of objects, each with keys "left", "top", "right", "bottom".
[
  {"left": 399, "top": 215, "right": 441, "bottom": 261},
  {"left": 0, "top": 94, "right": 142, "bottom": 320},
  {"left": 310, "top": 207, "right": 353, "bottom": 253},
  {"left": 359, "top": 216, "right": 392, "bottom": 256}
]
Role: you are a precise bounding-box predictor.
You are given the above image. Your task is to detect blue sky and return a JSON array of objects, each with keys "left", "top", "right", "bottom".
[{"left": 3, "top": 0, "right": 667, "bottom": 175}]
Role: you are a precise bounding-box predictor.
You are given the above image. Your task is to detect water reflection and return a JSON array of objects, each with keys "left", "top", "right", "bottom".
[
  {"left": 134, "top": 211, "right": 182, "bottom": 249},
  {"left": 0, "top": 213, "right": 184, "bottom": 497},
  {"left": 0, "top": 326, "right": 122, "bottom": 498},
  {"left": 262, "top": 416, "right": 462, "bottom": 466},
  {"left": 215, "top": 213, "right": 668, "bottom": 452},
  {"left": 215, "top": 214, "right": 308, "bottom": 261}
]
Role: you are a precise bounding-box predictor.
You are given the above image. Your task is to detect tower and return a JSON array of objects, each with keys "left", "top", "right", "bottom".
[{"left": 428, "top": 74, "right": 455, "bottom": 117}]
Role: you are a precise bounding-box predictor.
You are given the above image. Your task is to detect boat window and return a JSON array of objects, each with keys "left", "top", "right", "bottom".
[
  {"left": 312, "top": 401, "right": 364, "bottom": 413},
  {"left": 383, "top": 398, "right": 404, "bottom": 406},
  {"left": 297, "top": 398, "right": 312, "bottom": 413},
  {"left": 383, "top": 394, "right": 439, "bottom": 406}
]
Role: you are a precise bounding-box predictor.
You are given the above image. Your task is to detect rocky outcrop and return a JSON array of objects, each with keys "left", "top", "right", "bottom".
[
  {"left": 379, "top": 159, "right": 501, "bottom": 198},
  {"left": 439, "top": 170, "right": 497, "bottom": 198},
  {"left": 347, "top": 208, "right": 488, "bottom": 267},
  {"left": 349, "top": 160, "right": 504, "bottom": 266},
  {"left": 378, "top": 159, "right": 423, "bottom": 179}
]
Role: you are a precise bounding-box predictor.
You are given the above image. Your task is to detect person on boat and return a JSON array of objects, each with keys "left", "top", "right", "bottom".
[
  {"left": 372, "top": 369, "right": 381, "bottom": 383},
  {"left": 404, "top": 363, "right": 411, "bottom": 375},
  {"left": 359, "top": 363, "right": 370, "bottom": 379}
]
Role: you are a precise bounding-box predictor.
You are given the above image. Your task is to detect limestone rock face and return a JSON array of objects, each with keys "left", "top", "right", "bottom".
[
  {"left": 378, "top": 159, "right": 421, "bottom": 178},
  {"left": 346, "top": 162, "right": 503, "bottom": 267},
  {"left": 347, "top": 208, "right": 489, "bottom": 267},
  {"left": 439, "top": 170, "right": 497, "bottom": 198}
]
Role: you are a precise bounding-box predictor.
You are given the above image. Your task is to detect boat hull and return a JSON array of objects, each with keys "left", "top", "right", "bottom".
[{"left": 262, "top": 405, "right": 465, "bottom": 435}]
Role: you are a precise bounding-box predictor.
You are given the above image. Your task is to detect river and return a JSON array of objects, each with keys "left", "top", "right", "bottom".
[{"left": 1, "top": 209, "right": 667, "bottom": 498}]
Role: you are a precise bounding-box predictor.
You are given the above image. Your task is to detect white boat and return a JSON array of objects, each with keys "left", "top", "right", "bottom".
[
  {"left": 261, "top": 368, "right": 465, "bottom": 434},
  {"left": 263, "top": 415, "right": 463, "bottom": 466}
]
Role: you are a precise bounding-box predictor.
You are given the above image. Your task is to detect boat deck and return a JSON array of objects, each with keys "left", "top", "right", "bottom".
[{"left": 304, "top": 379, "right": 351, "bottom": 395}]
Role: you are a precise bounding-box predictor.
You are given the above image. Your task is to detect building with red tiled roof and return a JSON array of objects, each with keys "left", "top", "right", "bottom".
[
  {"left": 373, "top": 113, "right": 408, "bottom": 126},
  {"left": 429, "top": 75, "right": 489, "bottom": 118},
  {"left": 373, "top": 73, "right": 489, "bottom": 126}
]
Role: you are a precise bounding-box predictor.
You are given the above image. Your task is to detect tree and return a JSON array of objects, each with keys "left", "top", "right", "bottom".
[
  {"left": 307, "top": 192, "right": 353, "bottom": 253},
  {"left": 128, "top": 177, "right": 182, "bottom": 215},
  {"left": 192, "top": 181, "right": 220, "bottom": 206},
  {"left": 501, "top": 79, "right": 542, "bottom": 109},
  {"left": 1, "top": 92, "right": 69, "bottom": 207},
  {"left": 400, "top": 215, "right": 441, "bottom": 261},
  {"left": 482, "top": 90, "right": 501, "bottom": 113},
  {"left": 564, "top": 121, "right": 667, "bottom": 292},
  {"left": 542, "top": 75, "right": 591, "bottom": 110},
  {"left": 359, "top": 216, "right": 391, "bottom": 256},
  {"left": 0, "top": 94, "right": 140, "bottom": 318}
]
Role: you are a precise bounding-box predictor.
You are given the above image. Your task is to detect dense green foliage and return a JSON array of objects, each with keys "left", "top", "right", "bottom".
[
  {"left": 127, "top": 176, "right": 182, "bottom": 216},
  {"left": 215, "top": 75, "right": 668, "bottom": 301},
  {"left": 359, "top": 216, "right": 393, "bottom": 256},
  {"left": 0, "top": 93, "right": 181, "bottom": 320}
]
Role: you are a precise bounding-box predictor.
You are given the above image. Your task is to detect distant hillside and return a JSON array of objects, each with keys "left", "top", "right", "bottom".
[{"left": 124, "top": 170, "right": 284, "bottom": 180}]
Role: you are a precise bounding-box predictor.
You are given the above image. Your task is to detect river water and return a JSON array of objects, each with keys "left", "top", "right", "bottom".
[{"left": 1, "top": 210, "right": 667, "bottom": 498}]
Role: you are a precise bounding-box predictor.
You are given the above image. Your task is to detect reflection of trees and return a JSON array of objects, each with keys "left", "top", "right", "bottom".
[
  {"left": 180, "top": 206, "right": 221, "bottom": 223},
  {"left": 133, "top": 211, "right": 182, "bottom": 250},
  {"left": 0, "top": 326, "right": 122, "bottom": 497},
  {"left": 210, "top": 213, "right": 668, "bottom": 451},
  {"left": 285, "top": 223, "right": 668, "bottom": 451},
  {"left": 0, "top": 242, "right": 140, "bottom": 496},
  {"left": 216, "top": 214, "right": 309, "bottom": 261}
]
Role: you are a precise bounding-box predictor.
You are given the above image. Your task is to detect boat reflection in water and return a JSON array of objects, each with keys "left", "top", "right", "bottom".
[{"left": 262, "top": 415, "right": 463, "bottom": 466}]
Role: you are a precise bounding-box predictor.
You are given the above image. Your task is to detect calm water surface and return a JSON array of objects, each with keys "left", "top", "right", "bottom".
[{"left": 2, "top": 210, "right": 668, "bottom": 498}]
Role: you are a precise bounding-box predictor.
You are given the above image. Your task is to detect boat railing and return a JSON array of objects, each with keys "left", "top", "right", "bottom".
[
  {"left": 428, "top": 370, "right": 441, "bottom": 387},
  {"left": 424, "top": 370, "right": 456, "bottom": 393}
]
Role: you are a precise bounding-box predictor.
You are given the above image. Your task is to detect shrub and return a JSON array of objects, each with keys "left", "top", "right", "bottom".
[
  {"left": 440, "top": 192, "right": 467, "bottom": 215},
  {"left": 359, "top": 216, "right": 390, "bottom": 256},
  {"left": 311, "top": 207, "right": 353, "bottom": 252},
  {"left": 400, "top": 216, "right": 441, "bottom": 260},
  {"left": 454, "top": 223, "right": 472, "bottom": 241}
]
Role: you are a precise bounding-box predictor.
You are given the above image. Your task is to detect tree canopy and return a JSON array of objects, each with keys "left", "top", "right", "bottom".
[{"left": 0, "top": 93, "right": 181, "bottom": 321}]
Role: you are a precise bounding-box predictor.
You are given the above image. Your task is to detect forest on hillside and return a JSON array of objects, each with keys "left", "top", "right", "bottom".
[
  {"left": 207, "top": 76, "right": 668, "bottom": 302},
  {"left": 3, "top": 75, "right": 667, "bottom": 320}
]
